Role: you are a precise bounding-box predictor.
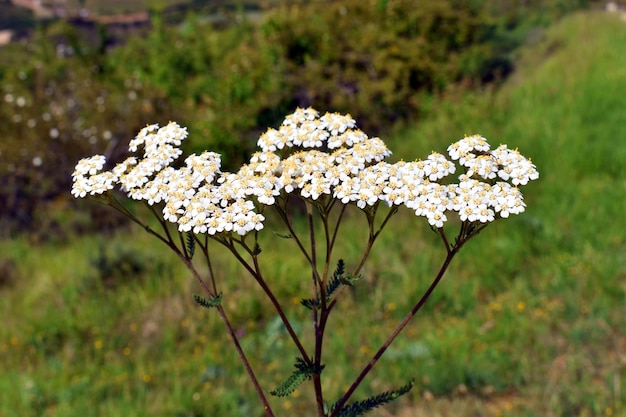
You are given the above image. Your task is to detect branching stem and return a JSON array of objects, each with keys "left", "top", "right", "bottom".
[
  {"left": 224, "top": 240, "right": 312, "bottom": 365},
  {"left": 329, "top": 244, "right": 458, "bottom": 417},
  {"left": 329, "top": 223, "right": 481, "bottom": 417}
]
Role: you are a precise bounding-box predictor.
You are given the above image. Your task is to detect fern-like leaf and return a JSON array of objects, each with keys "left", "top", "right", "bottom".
[
  {"left": 270, "top": 369, "right": 309, "bottom": 397},
  {"left": 270, "top": 358, "right": 324, "bottom": 397},
  {"left": 185, "top": 232, "right": 195, "bottom": 259},
  {"left": 334, "top": 259, "right": 345, "bottom": 277},
  {"left": 331, "top": 380, "right": 414, "bottom": 417},
  {"left": 193, "top": 293, "right": 222, "bottom": 309},
  {"left": 326, "top": 259, "right": 361, "bottom": 299},
  {"left": 300, "top": 298, "right": 317, "bottom": 310},
  {"left": 301, "top": 260, "right": 360, "bottom": 310}
]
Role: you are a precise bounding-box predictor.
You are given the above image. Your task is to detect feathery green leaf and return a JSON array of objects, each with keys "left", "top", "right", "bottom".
[
  {"left": 270, "top": 358, "right": 324, "bottom": 397},
  {"left": 193, "top": 293, "right": 222, "bottom": 309},
  {"left": 185, "top": 232, "right": 195, "bottom": 259},
  {"left": 270, "top": 369, "right": 309, "bottom": 397},
  {"left": 331, "top": 380, "right": 413, "bottom": 417},
  {"left": 301, "top": 260, "right": 360, "bottom": 309}
]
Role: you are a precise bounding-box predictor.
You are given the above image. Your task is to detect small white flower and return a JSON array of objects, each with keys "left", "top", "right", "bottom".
[
  {"left": 448, "top": 135, "right": 491, "bottom": 161},
  {"left": 492, "top": 145, "right": 539, "bottom": 185},
  {"left": 72, "top": 108, "right": 538, "bottom": 237},
  {"left": 72, "top": 155, "right": 106, "bottom": 178}
]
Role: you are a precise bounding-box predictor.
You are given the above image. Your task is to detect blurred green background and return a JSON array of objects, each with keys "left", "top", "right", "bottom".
[{"left": 0, "top": 0, "right": 624, "bottom": 416}]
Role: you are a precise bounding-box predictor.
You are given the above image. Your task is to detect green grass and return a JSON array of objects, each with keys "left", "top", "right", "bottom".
[{"left": 1, "top": 9, "right": 625, "bottom": 417}]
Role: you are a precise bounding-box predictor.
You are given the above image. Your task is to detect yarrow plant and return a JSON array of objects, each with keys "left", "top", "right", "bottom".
[{"left": 72, "top": 108, "right": 538, "bottom": 416}]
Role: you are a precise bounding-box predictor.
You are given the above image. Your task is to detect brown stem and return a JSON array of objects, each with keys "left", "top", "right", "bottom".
[
  {"left": 326, "top": 206, "right": 397, "bottom": 313},
  {"left": 195, "top": 236, "right": 219, "bottom": 295},
  {"left": 329, "top": 237, "right": 460, "bottom": 417},
  {"left": 352, "top": 206, "right": 398, "bottom": 279},
  {"left": 180, "top": 255, "right": 275, "bottom": 417},
  {"left": 223, "top": 239, "right": 312, "bottom": 365},
  {"left": 329, "top": 204, "right": 347, "bottom": 254},
  {"left": 306, "top": 203, "right": 327, "bottom": 417},
  {"left": 273, "top": 202, "right": 320, "bottom": 282},
  {"left": 215, "top": 304, "right": 276, "bottom": 417},
  {"left": 250, "top": 247, "right": 312, "bottom": 364},
  {"left": 127, "top": 203, "right": 275, "bottom": 416},
  {"left": 106, "top": 197, "right": 172, "bottom": 248}
]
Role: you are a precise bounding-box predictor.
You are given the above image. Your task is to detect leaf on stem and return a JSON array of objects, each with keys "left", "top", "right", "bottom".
[
  {"left": 330, "top": 380, "right": 414, "bottom": 417},
  {"left": 300, "top": 297, "right": 318, "bottom": 310},
  {"left": 186, "top": 232, "right": 195, "bottom": 259},
  {"left": 301, "top": 260, "right": 361, "bottom": 310},
  {"left": 274, "top": 232, "right": 293, "bottom": 239},
  {"left": 270, "top": 358, "right": 324, "bottom": 397},
  {"left": 193, "top": 293, "right": 222, "bottom": 309}
]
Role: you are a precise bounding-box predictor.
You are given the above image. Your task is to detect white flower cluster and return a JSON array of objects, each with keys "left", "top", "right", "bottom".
[
  {"left": 72, "top": 109, "right": 539, "bottom": 235},
  {"left": 72, "top": 122, "right": 266, "bottom": 235}
]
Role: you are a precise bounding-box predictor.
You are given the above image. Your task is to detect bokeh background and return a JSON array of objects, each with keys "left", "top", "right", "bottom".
[{"left": 1, "top": 0, "right": 624, "bottom": 416}]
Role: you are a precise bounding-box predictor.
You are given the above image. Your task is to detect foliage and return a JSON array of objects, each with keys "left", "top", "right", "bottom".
[
  {"left": 0, "top": 21, "right": 176, "bottom": 237},
  {"left": 270, "top": 358, "right": 323, "bottom": 397},
  {"left": 105, "top": 12, "right": 288, "bottom": 164},
  {"left": 301, "top": 259, "right": 360, "bottom": 310},
  {"left": 262, "top": 0, "right": 498, "bottom": 131},
  {"left": 192, "top": 292, "right": 223, "bottom": 308},
  {"left": 331, "top": 380, "right": 414, "bottom": 417}
]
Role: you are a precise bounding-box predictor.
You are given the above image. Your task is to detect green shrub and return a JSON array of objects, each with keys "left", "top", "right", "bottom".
[
  {"left": 260, "top": 0, "right": 499, "bottom": 132},
  {"left": 0, "top": 22, "right": 176, "bottom": 237}
]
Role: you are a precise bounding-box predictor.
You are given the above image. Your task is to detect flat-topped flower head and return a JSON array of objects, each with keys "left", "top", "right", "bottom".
[
  {"left": 71, "top": 155, "right": 116, "bottom": 198},
  {"left": 258, "top": 107, "right": 372, "bottom": 153},
  {"left": 282, "top": 107, "right": 319, "bottom": 126},
  {"left": 319, "top": 112, "right": 357, "bottom": 142},
  {"left": 72, "top": 108, "right": 538, "bottom": 235},
  {"left": 129, "top": 122, "right": 188, "bottom": 156},
  {"left": 71, "top": 122, "right": 190, "bottom": 199},
  {"left": 72, "top": 154, "right": 106, "bottom": 178},
  {"left": 414, "top": 134, "right": 539, "bottom": 226},
  {"left": 252, "top": 110, "right": 394, "bottom": 204},
  {"left": 491, "top": 144, "right": 539, "bottom": 185},
  {"left": 447, "top": 134, "right": 491, "bottom": 162}
]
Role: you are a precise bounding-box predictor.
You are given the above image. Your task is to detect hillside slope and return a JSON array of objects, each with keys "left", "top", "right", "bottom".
[{"left": 386, "top": 9, "right": 626, "bottom": 416}]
